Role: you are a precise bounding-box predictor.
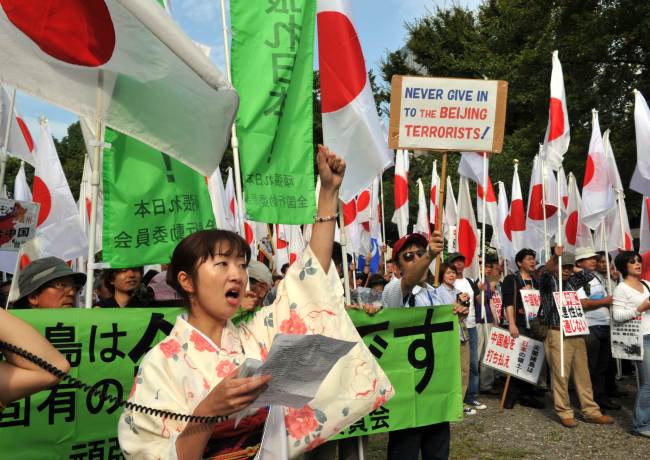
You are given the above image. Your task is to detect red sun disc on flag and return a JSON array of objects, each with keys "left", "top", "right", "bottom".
[
  {"left": 527, "top": 184, "right": 557, "bottom": 220},
  {"left": 394, "top": 175, "right": 408, "bottom": 209},
  {"left": 503, "top": 215, "right": 513, "bottom": 241},
  {"left": 342, "top": 200, "right": 356, "bottom": 226},
  {"left": 1, "top": 0, "right": 116, "bottom": 67},
  {"left": 583, "top": 155, "right": 595, "bottom": 187},
  {"left": 565, "top": 211, "right": 578, "bottom": 245},
  {"left": 547, "top": 97, "right": 565, "bottom": 142},
  {"left": 15, "top": 116, "right": 34, "bottom": 152},
  {"left": 244, "top": 222, "right": 253, "bottom": 245},
  {"left": 458, "top": 218, "right": 477, "bottom": 265},
  {"left": 356, "top": 190, "right": 370, "bottom": 214},
  {"left": 317, "top": 11, "right": 367, "bottom": 113},
  {"left": 510, "top": 199, "right": 526, "bottom": 231},
  {"left": 624, "top": 233, "right": 632, "bottom": 250},
  {"left": 85, "top": 197, "right": 92, "bottom": 223},
  {"left": 430, "top": 185, "right": 437, "bottom": 204},
  {"left": 562, "top": 196, "right": 568, "bottom": 208},
  {"left": 32, "top": 176, "right": 51, "bottom": 226}
]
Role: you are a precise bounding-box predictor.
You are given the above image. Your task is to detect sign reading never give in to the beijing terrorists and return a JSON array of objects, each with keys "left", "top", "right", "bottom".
[{"left": 389, "top": 76, "right": 508, "bottom": 152}]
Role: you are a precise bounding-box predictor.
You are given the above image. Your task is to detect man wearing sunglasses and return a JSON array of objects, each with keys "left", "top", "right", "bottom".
[{"left": 381, "top": 231, "right": 468, "bottom": 460}]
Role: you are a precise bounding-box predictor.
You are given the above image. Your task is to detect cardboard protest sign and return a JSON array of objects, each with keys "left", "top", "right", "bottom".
[
  {"left": 0, "top": 198, "right": 38, "bottom": 250},
  {"left": 520, "top": 289, "right": 541, "bottom": 328},
  {"left": 483, "top": 327, "right": 545, "bottom": 384},
  {"left": 231, "top": 0, "right": 316, "bottom": 224},
  {"left": 389, "top": 76, "right": 508, "bottom": 152},
  {"left": 491, "top": 291, "right": 503, "bottom": 323},
  {"left": 611, "top": 317, "right": 644, "bottom": 361},
  {"left": 102, "top": 128, "right": 215, "bottom": 268},
  {"left": 553, "top": 291, "right": 589, "bottom": 337}
]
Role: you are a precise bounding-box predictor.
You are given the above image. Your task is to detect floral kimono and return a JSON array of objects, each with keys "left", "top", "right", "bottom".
[{"left": 118, "top": 246, "right": 394, "bottom": 459}]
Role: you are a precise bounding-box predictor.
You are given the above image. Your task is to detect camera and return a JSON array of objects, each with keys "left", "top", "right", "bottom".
[{"left": 456, "top": 293, "right": 470, "bottom": 308}]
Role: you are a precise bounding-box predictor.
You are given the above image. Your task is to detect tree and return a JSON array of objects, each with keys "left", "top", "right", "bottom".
[{"left": 380, "top": 0, "right": 650, "bottom": 231}]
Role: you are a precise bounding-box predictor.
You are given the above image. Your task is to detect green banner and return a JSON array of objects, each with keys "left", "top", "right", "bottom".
[
  {"left": 102, "top": 129, "right": 215, "bottom": 268},
  {"left": 0, "top": 307, "right": 461, "bottom": 458},
  {"left": 231, "top": 0, "right": 316, "bottom": 224},
  {"left": 0, "top": 308, "right": 180, "bottom": 460},
  {"left": 335, "top": 307, "right": 462, "bottom": 439}
]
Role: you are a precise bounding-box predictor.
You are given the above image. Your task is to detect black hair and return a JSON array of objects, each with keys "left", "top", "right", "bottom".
[
  {"left": 167, "top": 229, "right": 251, "bottom": 305},
  {"left": 614, "top": 251, "right": 641, "bottom": 279},
  {"left": 104, "top": 267, "right": 144, "bottom": 294},
  {"left": 515, "top": 249, "right": 536, "bottom": 266},
  {"left": 281, "top": 263, "right": 290, "bottom": 275},
  {"left": 596, "top": 251, "right": 612, "bottom": 263},
  {"left": 437, "top": 262, "right": 456, "bottom": 286}
]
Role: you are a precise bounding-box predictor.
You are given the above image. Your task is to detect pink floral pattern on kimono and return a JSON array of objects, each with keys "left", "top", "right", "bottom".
[{"left": 118, "top": 246, "right": 394, "bottom": 460}]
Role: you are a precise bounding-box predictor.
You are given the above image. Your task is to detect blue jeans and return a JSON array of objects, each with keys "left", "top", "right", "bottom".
[
  {"left": 633, "top": 335, "right": 650, "bottom": 433},
  {"left": 465, "top": 327, "right": 479, "bottom": 402}
]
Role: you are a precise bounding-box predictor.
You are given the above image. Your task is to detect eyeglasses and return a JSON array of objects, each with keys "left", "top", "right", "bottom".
[
  {"left": 401, "top": 249, "right": 426, "bottom": 262},
  {"left": 45, "top": 280, "right": 79, "bottom": 291}
]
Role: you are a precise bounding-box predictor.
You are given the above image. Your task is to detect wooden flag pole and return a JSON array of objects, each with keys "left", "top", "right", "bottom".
[
  {"left": 0, "top": 87, "right": 17, "bottom": 194},
  {"left": 379, "top": 173, "right": 388, "bottom": 273},
  {"left": 479, "top": 152, "right": 490, "bottom": 343},
  {"left": 339, "top": 202, "right": 352, "bottom": 304},
  {"left": 433, "top": 152, "right": 448, "bottom": 287},
  {"left": 557, "top": 166, "right": 565, "bottom": 377},
  {"left": 219, "top": 0, "right": 246, "bottom": 234}
]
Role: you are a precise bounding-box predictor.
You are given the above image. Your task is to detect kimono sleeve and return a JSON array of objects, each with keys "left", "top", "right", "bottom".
[
  {"left": 242, "top": 246, "right": 394, "bottom": 457},
  {"left": 118, "top": 347, "right": 189, "bottom": 460}
]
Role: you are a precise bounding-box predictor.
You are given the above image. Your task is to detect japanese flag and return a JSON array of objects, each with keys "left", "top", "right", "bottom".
[
  {"left": 225, "top": 168, "right": 240, "bottom": 234},
  {"left": 77, "top": 154, "right": 102, "bottom": 252},
  {"left": 414, "top": 178, "right": 429, "bottom": 237},
  {"left": 640, "top": 197, "right": 650, "bottom": 254},
  {"left": 541, "top": 50, "right": 570, "bottom": 171},
  {"left": 342, "top": 199, "right": 361, "bottom": 255},
  {"left": 356, "top": 187, "right": 371, "bottom": 224},
  {"left": 631, "top": 90, "right": 650, "bottom": 196},
  {"left": 509, "top": 164, "right": 527, "bottom": 253},
  {"left": 564, "top": 173, "right": 594, "bottom": 255},
  {"left": 32, "top": 119, "right": 88, "bottom": 261},
  {"left": 429, "top": 160, "right": 439, "bottom": 227},
  {"left": 0, "top": 86, "right": 34, "bottom": 165},
  {"left": 391, "top": 149, "right": 409, "bottom": 238},
  {"left": 496, "top": 181, "right": 514, "bottom": 263},
  {"left": 457, "top": 177, "right": 479, "bottom": 280},
  {"left": 444, "top": 176, "right": 458, "bottom": 252},
  {"left": 274, "top": 224, "right": 290, "bottom": 274},
  {"left": 13, "top": 161, "right": 31, "bottom": 202},
  {"left": 0, "top": 0, "right": 237, "bottom": 175},
  {"left": 317, "top": 0, "right": 393, "bottom": 201},
  {"left": 526, "top": 155, "right": 558, "bottom": 253},
  {"left": 582, "top": 110, "right": 615, "bottom": 228}
]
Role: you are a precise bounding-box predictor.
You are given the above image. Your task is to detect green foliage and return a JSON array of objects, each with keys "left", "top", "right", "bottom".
[{"left": 379, "top": 0, "right": 650, "bottom": 233}]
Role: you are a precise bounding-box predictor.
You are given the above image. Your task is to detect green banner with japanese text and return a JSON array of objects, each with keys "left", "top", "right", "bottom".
[
  {"left": 231, "top": 0, "right": 317, "bottom": 224},
  {"left": 102, "top": 129, "right": 215, "bottom": 268},
  {"left": 0, "top": 307, "right": 461, "bottom": 458}
]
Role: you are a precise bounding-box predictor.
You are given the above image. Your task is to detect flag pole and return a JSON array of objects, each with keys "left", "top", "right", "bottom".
[
  {"left": 433, "top": 152, "right": 448, "bottom": 287},
  {"left": 339, "top": 202, "right": 352, "bottom": 304},
  {"left": 0, "top": 87, "right": 17, "bottom": 193},
  {"left": 557, "top": 165, "right": 565, "bottom": 378},
  {"left": 478, "top": 169, "right": 489, "bottom": 332},
  {"left": 84, "top": 71, "right": 106, "bottom": 309},
  {"left": 379, "top": 172, "right": 387, "bottom": 273},
  {"left": 540, "top": 150, "right": 550, "bottom": 263},
  {"left": 218, "top": 0, "right": 246, "bottom": 234}
]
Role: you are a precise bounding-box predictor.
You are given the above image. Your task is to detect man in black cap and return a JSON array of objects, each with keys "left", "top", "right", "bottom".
[{"left": 12, "top": 257, "right": 86, "bottom": 309}]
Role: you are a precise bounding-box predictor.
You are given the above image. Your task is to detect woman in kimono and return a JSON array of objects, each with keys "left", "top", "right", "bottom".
[{"left": 118, "top": 147, "right": 393, "bottom": 459}]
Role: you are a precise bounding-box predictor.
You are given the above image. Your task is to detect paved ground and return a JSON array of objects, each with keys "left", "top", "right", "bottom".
[{"left": 362, "top": 374, "right": 648, "bottom": 459}]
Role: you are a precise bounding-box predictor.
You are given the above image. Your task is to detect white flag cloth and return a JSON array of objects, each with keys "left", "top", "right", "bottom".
[
  {"left": 369, "top": 176, "right": 383, "bottom": 245},
  {"left": 564, "top": 173, "right": 594, "bottom": 255},
  {"left": 640, "top": 197, "right": 650, "bottom": 254},
  {"left": 356, "top": 187, "right": 371, "bottom": 224},
  {"left": 342, "top": 199, "right": 361, "bottom": 255},
  {"left": 13, "top": 161, "right": 31, "bottom": 202},
  {"left": 207, "top": 168, "right": 236, "bottom": 233},
  {"left": 595, "top": 204, "right": 632, "bottom": 253},
  {"left": 391, "top": 150, "right": 409, "bottom": 238},
  {"left": 603, "top": 130, "right": 624, "bottom": 192},
  {"left": 457, "top": 177, "right": 479, "bottom": 280},
  {"left": 77, "top": 155, "right": 102, "bottom": 252},
  {"left": 32, "top": 120, "right": 88, "bottom": 261},
  {"left": 582, "top": 111, "right": 615, "bottom": 228},
  {"left": 317, "top": 0, "right": 393, "bottom": 201},
  {"left": 0, "top": 86, "right": 35, "bottom": 165},
  {"left": 444, "top": 176, "right": 458, "bottom": 251},
  {"left": 476, "top": 177, "right": 498, "bottom": 228},
  {"left": 0, "top": 1, "right": 237, "bottom": 176},
  {"left": 458, "top": 151, "right": 486, "bottom": 185},
  {"left": 429, "top": 160, "right": 439, "bottom": 227},
  {"left": 414, "top": 179, "right": 429, "bottom": 236},
  {"left": 631, "top": 90, "right": 650, "bottom": 196},
  {"left": 496, "top": 181, "right": 514, "bottom": 263},
  {"left": 510, "top": 164, "right": 527, "bottom": 253},
  {"left": 541, "top": 50, "right": 570, "bottom": 170},
  {"left": 558, "top": 167, "right": 569, "bottom": 213}
]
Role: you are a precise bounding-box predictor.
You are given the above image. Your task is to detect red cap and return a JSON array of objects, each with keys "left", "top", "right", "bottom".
[{"left": 392, "top": 233, "right": 428, "bottom": 260}]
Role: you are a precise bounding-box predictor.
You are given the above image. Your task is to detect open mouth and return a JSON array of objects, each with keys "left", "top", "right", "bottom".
[{"left": 225, "top": 288, "right": 241, "bottom": 305}]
